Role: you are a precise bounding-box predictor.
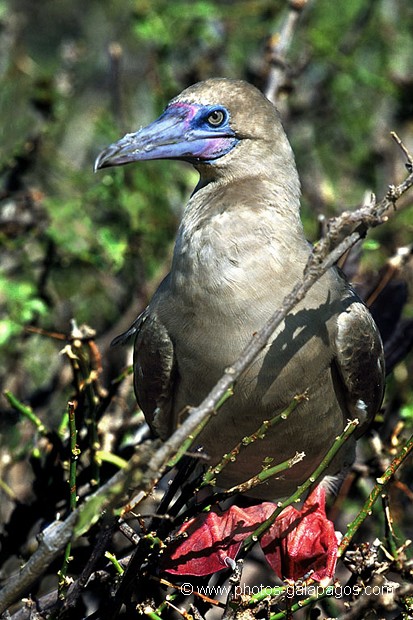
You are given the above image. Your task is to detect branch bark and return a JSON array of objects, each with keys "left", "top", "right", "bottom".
[{"left": 264, "top": 0, "right": 309, "bottom": 104}]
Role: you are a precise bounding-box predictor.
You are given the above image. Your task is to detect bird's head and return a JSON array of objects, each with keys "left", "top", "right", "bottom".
[{"left": 94, "top": 78, "right": 297, "bottom": 187}]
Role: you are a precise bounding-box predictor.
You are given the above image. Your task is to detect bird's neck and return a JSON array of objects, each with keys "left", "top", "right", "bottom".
[
  {"left": 192, "top": 137, "right": 302, "bottom": 224},
  {"left": 186, "top": 168, "right": 304, "bottom": 236},
  {"left": 170, "top": 172, "right": 309, "bottom": 298}
]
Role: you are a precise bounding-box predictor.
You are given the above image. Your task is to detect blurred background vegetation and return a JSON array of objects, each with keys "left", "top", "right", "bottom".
[{"left": 1, "top": 0, "right": 413, "bottom": 616}]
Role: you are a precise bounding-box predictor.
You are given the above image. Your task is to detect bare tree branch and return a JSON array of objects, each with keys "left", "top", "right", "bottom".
[
  {"left": 264, "top": 0, "right": 309, "bottom": 104},
  {"left": 0, "top": 515, "right": 76, "bottom": 615}
]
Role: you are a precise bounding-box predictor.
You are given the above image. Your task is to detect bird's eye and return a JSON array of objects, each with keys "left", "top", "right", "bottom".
[{"left": 207, "top": 109, "right": 226, "bottom": 126}]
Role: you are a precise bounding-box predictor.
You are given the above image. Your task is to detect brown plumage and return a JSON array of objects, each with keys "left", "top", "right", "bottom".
[{"left": 96, "top": 78, "right": 385, "bottom": 499}]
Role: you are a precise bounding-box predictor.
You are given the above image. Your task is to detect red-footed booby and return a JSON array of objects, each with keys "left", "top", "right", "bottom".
[{"left": 95, "top": 78, "right": 385, "bottom": 499}]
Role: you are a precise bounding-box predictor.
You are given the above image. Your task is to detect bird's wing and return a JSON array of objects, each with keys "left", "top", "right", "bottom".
[
  {"left": 111, "top": 308, "right": 150, "bottom": 346},
  {"left": 133, "top": 309, "right": 176, "bottom": 440},
  {"left": 333, "top": 299, "right": 385, "bottom": 433}
]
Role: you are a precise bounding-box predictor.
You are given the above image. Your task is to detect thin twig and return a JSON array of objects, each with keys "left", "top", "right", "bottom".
[
  {"left": 0, "top": 514, "right": 77, "bottom": 615},
  {"left": 265, "top": 0, "right": 309, "bottom": 104},
  {"left": 167, "top": 387, "right": 234, "bottom": 469},
  {"left": 391, "top": 131, "right": 413, "bottom": 170},
  {"left": 4, "top": 390, "right": 48, "bottom": 436},
  {"left": 338, "top": 432, "right": 413, "bottom": 557},
  {"left": 58, "top": 401, "right": 80, "bottom": 598},
  {"left": 201, "top": 391, "right": 307, "bottom": 488},
  {"left": 0, "top": 445, "right": 152, "bottom": 615},
  {"left": 228, "top": 451, "right": 305, "bottom": 495},
  {"left": 242, "top": 419, "right": 359, "bottom": 552}
]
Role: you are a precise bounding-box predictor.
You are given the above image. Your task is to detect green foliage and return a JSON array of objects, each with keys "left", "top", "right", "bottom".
[
  {"left": 400, "top": 402, "right": 413, "bottom": 427},
  {"left": 0, "top": 276, "right": 47, "bottom": 345},
  {"left": 290, "top": 0, "right": 413, "bottom": 212}
]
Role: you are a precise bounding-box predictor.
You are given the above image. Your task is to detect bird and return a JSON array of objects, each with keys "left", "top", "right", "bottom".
[{"left": 95, "top": 78, "right": 385, "bottom": 500}]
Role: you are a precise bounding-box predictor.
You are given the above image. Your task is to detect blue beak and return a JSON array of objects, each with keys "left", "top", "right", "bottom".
[{"left": 94, "top": 103, "right": 237, "bottom": 171}]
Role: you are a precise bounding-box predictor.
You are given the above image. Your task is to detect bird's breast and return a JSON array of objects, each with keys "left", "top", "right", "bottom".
[
  {"left": 162, "top": 206, "right": 343, "bottom": 415},
  {"left": 171, "top": 208, "right": 305, "bottom": 305}
]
